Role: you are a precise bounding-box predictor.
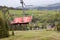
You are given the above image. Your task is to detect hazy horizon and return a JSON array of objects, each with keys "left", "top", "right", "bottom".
[{"left": 0, "top": 0, "right": 60, "bottom": 7}]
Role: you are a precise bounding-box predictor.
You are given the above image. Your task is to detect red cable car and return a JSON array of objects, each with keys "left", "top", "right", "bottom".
[{"left": 11, "top": 16, "right": 32, "bottom": 25}]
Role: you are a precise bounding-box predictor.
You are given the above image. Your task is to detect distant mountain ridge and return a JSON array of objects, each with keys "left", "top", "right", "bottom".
[
  {"left": 47, "top": 3, "right": 60, "bottom": 10},
  {"left": 34, "top": 3, "right": 60, "bottom": 10},
  {"left": 47, "top": 3, "right": 60, "bottom": 7},
  {"left": 0, "top": 3, "right": 60, "bottom": 10}
]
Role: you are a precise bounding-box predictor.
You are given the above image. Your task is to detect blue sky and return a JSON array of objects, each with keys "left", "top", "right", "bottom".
[{"left": 0, "top": 0, "right": 60, "bottom": 7}]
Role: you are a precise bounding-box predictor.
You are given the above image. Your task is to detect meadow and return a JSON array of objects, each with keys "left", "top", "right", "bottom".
[
  {"left": 8, "top": 10, "right": 58, "bottom": 26},
  {"left": 0, "top": 30, "right": 60, "bottom": 40},
  {"left": 0, "top": 10, "right": 60, "bottom": 40}
]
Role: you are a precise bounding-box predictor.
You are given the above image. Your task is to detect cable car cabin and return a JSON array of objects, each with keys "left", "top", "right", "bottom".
[
  {"left": 9, "top": 0, "right": 33, "bottom": 30},
  {"left": 10, "top": 16, "right": 32, "bottom": 30}
]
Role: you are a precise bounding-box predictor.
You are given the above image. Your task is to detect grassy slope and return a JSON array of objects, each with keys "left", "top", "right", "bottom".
[
  {"left": 9, "top": 10, "right": 57, "bottom": 18},
  {"left": 0, "top": 10, "right": 60, "bottom": 40},
  {"left": 0, "top": 30, "right": 60, "bottom": 40},
  {"left": 9, "top": 10, "right": 56, "bottom": 16},
  {"left": 8, "top": 10, "right": 57, "bottom": 26}
]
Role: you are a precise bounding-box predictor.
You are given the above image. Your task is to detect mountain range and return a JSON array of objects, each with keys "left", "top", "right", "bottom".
[
  {"left": 0, "top": 3, "right": 60, "bottom": 10},
  {"left": 32, "top": 3, "right": 60, "bottom": 10}
]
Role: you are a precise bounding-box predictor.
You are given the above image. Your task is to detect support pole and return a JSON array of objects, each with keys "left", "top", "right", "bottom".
[{"left": 20, "top": 0, "right": 25, "bottom": 16}]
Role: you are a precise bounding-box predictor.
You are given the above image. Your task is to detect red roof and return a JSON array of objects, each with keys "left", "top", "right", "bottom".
[{"left": 11, "top": 16, "right": 32, "bottom": 24}]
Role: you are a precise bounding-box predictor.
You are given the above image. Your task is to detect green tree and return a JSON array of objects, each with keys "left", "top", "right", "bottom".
[{"left": 0, "top": 10, "right": 9, "bottom": 38}]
